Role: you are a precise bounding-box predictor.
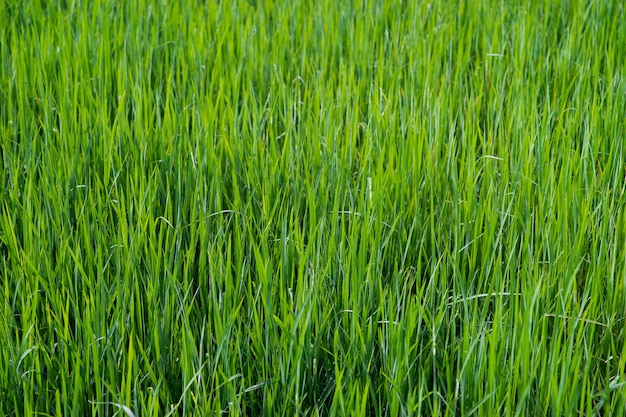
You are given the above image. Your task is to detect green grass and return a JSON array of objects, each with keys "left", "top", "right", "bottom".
[{"left": 1, "top": 0, "right": 626, "bottom": 415}]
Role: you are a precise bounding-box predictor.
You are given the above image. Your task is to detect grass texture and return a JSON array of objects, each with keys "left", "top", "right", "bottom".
[{"left": 1, "top": 0, "right": 626, "bottom": 415}]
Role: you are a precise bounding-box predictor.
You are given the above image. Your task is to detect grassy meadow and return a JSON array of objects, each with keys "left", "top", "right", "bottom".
[{"left": 1, "top": 0, "right": 626, "bottom": 415}]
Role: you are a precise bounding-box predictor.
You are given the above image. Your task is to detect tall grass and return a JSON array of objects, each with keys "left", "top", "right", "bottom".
[{"left": 1, "top": 0, "right": 625, "bottom": 415}]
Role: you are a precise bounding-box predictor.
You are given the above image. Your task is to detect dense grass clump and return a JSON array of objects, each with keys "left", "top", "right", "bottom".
[{"left": 1, "top": 0, "right": 626, "bottom": 415}]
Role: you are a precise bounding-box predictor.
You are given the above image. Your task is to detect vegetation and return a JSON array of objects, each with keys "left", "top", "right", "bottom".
[{"left": 1, "top": 0, "right": 625, "bottom": 415}]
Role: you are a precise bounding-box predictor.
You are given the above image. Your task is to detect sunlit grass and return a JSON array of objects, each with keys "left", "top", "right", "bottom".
[{"left": 1, "top": 0, "right": 626, "bottom": 415}]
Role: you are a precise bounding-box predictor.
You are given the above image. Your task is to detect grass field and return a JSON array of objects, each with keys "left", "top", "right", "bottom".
[{"left": 1, "top": 0, "right": 626, "bottom": 415}]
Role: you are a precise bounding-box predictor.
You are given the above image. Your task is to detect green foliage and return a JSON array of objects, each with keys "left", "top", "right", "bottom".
[{"left": 1, "top": 0, "right": 625, "bottom": 415}]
